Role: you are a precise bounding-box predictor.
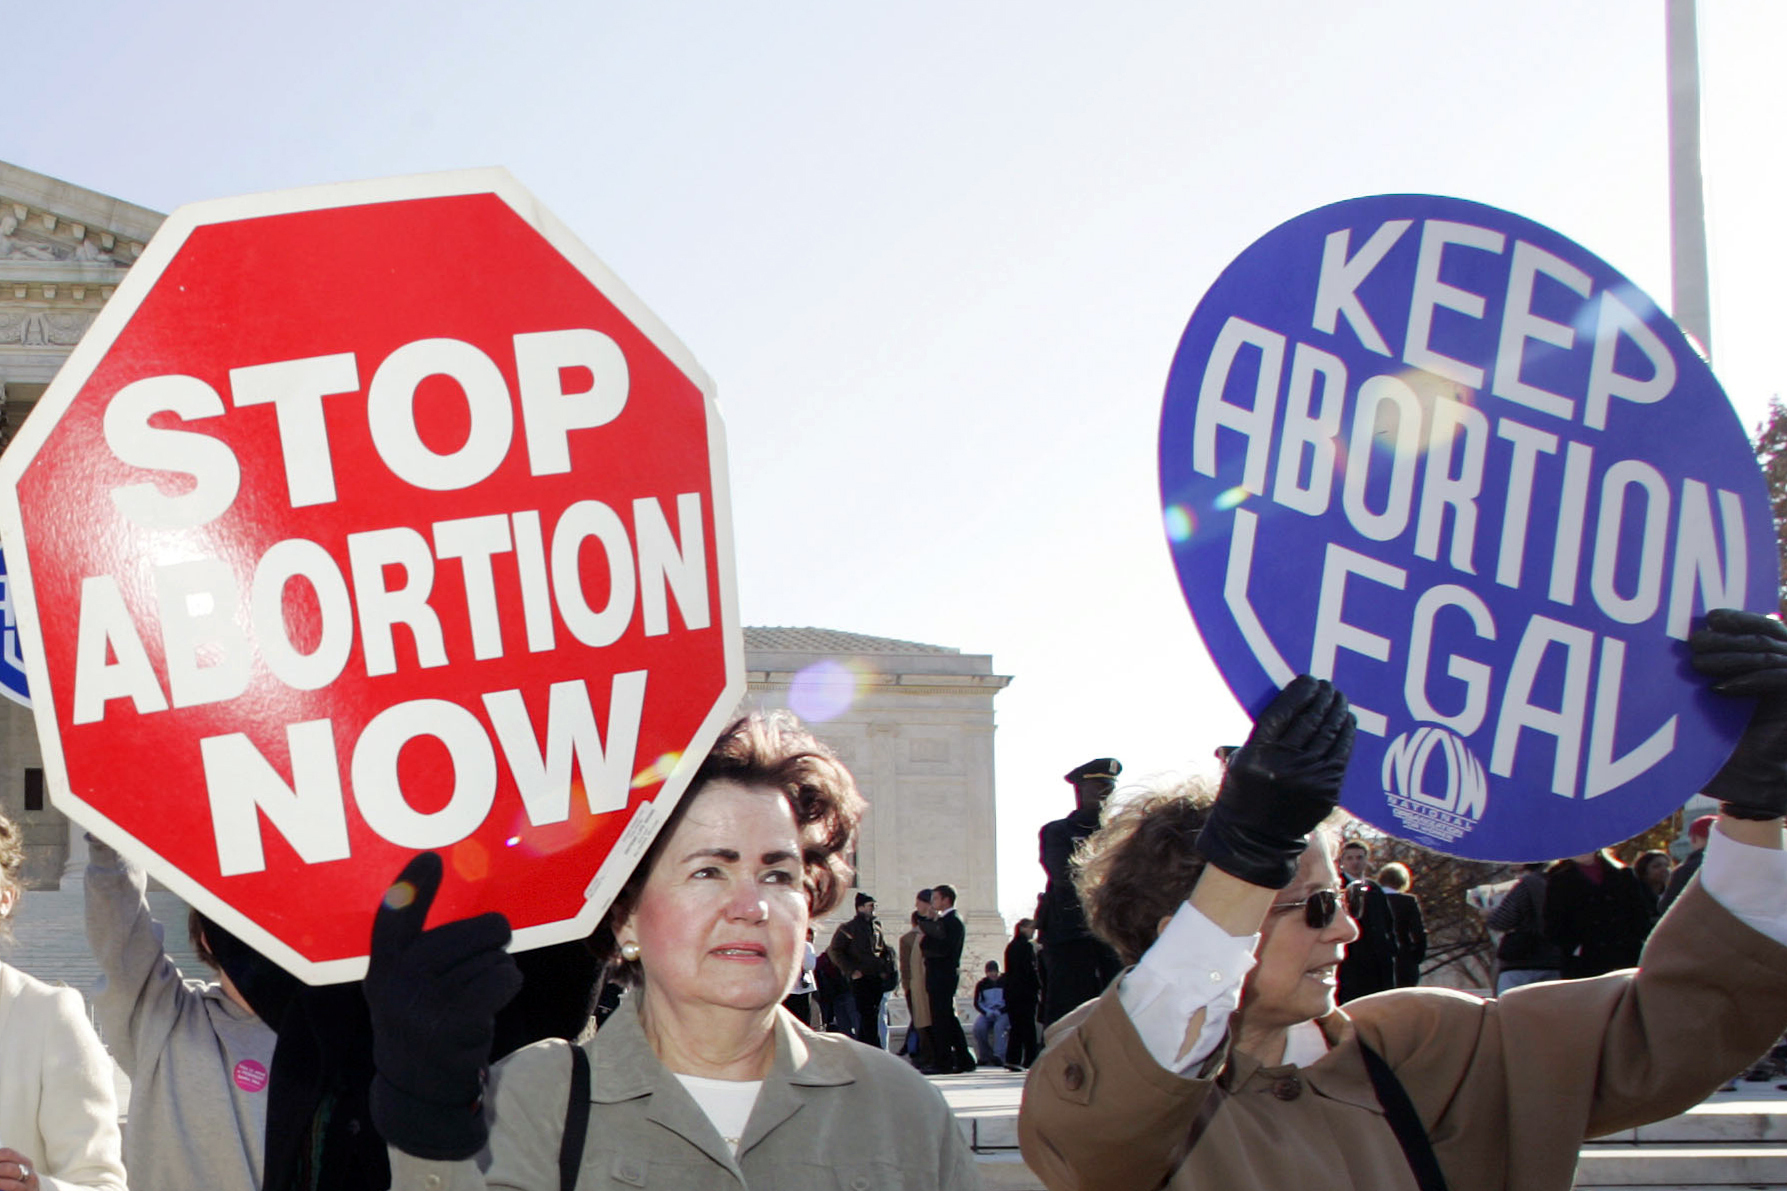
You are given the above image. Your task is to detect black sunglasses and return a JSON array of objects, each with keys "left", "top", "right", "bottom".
[{"left": 1269, "top": 888, "right": 1345, "bottom": 930}]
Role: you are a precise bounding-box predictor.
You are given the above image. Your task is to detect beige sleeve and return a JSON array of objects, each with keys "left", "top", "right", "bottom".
[{"left": 1017, "top": 985, "right": 1224, "bottom": 1191}]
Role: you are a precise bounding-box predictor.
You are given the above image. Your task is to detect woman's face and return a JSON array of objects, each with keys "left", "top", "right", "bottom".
[
  {"left": 617, "top": 779, "right": 809, "bottom": 1016},
  {"left": 1240, "top": 845, "right": 1359, "bottom": 1033}
]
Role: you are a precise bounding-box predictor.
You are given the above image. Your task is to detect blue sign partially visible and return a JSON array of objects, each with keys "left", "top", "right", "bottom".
[
  {"left": 0, "top": 548, "right": 29, "bottom": 709},
  {"left": 1160, "top": 194, "right": 1776, "bottom": 861}
]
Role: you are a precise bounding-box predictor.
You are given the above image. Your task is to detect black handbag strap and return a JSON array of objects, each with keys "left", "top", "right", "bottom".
[
  {"left": 1359, "top": 1042, "right": 1450, "bottom": 1191},
  {"left": 1177, "top": 1040, "right": 1448, "bottom": 1191},
  {"left": 559, "top": 1044, "right": 592, "bottom": 1191}
]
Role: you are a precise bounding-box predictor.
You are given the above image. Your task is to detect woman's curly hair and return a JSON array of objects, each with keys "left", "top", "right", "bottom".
[
  {"left": 592, "top": 710, "right": 865, "bottom": 983},
  {"left": 0, "top": 812, "right": 24, "bottom": 941},
  {"left": 1073, "top": 777, "right": 1217, "bottom": 966}
]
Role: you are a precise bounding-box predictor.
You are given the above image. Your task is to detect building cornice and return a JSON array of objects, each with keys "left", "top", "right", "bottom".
[
  {"left": 747, "top": 670, "right": 1012, "bottom": 695},
  {"left": 0, "top": 163, "right": 163, "bottom": 246},
  {"left": 0, "top": 262, "right": 130, "bottom": 288}
]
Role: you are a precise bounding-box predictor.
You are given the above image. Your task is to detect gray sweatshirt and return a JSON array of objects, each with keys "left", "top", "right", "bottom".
[{"left": 84, "top": 837, "right": 276, "bottom": 1191}]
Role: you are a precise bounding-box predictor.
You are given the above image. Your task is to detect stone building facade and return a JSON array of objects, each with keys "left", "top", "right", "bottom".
[
  {"left": 0, "top": 161, "right": 1013, "bottom": 996},
  {"left": 0, "top": 162, "right": 163, "bottom": 891},
  {"left": 741, "top": 627, "right": 1013, "bottom": 979}
]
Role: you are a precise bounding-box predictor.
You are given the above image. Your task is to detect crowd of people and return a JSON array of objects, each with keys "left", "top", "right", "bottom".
[
  {"left": 790, "top": 881, "right": 990, "bottom": 1077},
  {"left": 0, "top": 610, "right": 1784, "bottom": 1190}
]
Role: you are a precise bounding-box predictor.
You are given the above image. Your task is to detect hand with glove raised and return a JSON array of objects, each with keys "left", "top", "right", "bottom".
[
  {"left": 1195, "top": 674, "right": 1356, "bottom": 889},
  {"left": 1689, "top": 608, "right": 1787, "bottom": 821},
  {"left": 364, "top": 852, "right": 524, "bottom": 1160}
]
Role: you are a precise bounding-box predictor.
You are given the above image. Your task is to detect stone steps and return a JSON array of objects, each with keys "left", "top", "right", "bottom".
[
  {"left": 1577, "top": 1148, "right": 1787, "bottom": 1188},
  {"left": 1577, "top": 1095, "right": 1787, "bottom": 1188},
  {"left": 937, "top": 1077, "right": 1787, "bottom": 1191}
]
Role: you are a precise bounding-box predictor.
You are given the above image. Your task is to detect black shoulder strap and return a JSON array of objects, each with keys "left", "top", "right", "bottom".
[
  {"left": 559, "top": 1044, "right": 592, "bottom": 1191},
  {"left": 1358, "top": 1042, "right": 1449, "bottom": 1191},
  {"left": 1170, "top": 1080, "right": 1228, "bottom": 1178}
]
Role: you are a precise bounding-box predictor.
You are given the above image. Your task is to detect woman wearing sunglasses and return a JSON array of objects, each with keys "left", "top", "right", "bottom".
[{"left": 1019, "top": 616, "right": 1787, "bottom": 1191}]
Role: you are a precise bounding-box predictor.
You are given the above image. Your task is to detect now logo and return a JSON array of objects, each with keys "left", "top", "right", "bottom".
[{"left": 1381, "top": 725, "right": 1488, "bottom": 821}]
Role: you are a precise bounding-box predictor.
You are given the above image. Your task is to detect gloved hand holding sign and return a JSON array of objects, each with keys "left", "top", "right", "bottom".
[
  {"left": 1690, "top": 608, "right": 1787, "bottom": 821},
  {"left": 1195, "top": 674, "right": 1356, "bottom": 889},
  {"left": 364, "top": 852, "right": 523, "bottom": 1160}
]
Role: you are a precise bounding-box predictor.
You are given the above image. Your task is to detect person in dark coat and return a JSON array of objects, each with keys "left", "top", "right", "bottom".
[
  {"left": 1038, "top": 757, "right": 1125, "bottom": 1022},
  {"left": 1335, "top": 839, "right": 1398, "bottom": 1002},
  {"left": 1659, "top": 814, "right": 1716, "bottom": 912},
  {"left": 812, "top": 949, "right": 848, "bottom": 1032},
  {"left": 1634, "top": 850, "right": 1674, "bottom": 916},
  {"left": 1377, "top": 862, "right": 1427, "bottom": 988},
  {"left": 1002, "top": 918, "right": 1041, "bottom": 1069},
  {"left": 916, "top": 883, "right": 975, "bottom": 1073},
  {"left": 1544, "top": 849, "right": 1657, "bottom": 979},
  {"left": 1486, "top": 862, "right": 1563, "bottom": 993},
  {"left": 827, "top": 891, "right": 892, "bottom": 1047}
]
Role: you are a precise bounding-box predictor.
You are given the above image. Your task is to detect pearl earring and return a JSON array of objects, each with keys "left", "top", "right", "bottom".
[{"left": 620, "top": 939, "right": 642, "bottom": 962}]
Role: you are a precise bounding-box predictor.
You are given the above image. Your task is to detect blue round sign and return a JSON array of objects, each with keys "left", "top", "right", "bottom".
[
  {"left": 1160, "top": 194, "right": 1776, "bottom": 861},
  {"left": 0, "top": 548, "right": 28, "bottom": 709}
]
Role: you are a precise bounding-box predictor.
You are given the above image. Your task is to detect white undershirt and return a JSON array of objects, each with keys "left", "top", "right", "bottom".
[
  {"left": 673, "top": 1074, "right": 763, "bottom": 1155},
  {"left": 1118, "top": 825, "right": 1787, "bottom": 1076}
]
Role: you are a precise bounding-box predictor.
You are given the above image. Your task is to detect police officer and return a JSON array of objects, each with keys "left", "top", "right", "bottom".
[{"left": 1038, "top": 757, "right": 1124, "bottom": 1023}]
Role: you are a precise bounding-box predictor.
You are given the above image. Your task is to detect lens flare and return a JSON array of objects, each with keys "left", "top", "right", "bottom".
[
  {"left": 1163, "top": 504, "right": 1196, "bottom": 543},
  {"left": 1214, "top": 486, "right": 1250, "bottom": 511},
  {"left": 382, "top": 881, "right": 417, "bottom": 912},
  {"left": 631, "top": 752, "right": 683, "bottom": 790},
  {"left": 790, "top": 658, "right": 865, "bottom": 723},
  {"left": 503, "top": 803, "right": 602, "bottom": 859},
  {"left": 452, "top": 838, "right": 489, "bottom": 882}
]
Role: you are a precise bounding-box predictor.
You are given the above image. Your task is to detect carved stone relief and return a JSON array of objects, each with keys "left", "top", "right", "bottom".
[
  {"left": 0, "top": 216, "right": 127, "bottom": 266},
  {"left": 0, "top": 310, "right": 92, "bottom": 346}
]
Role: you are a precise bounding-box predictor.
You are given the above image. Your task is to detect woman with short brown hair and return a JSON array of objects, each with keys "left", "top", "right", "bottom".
[
  {"left": 368, "top": 710, "right": 978, "bottom": 1190},
  {"left": 1074, "top": 780, "right": 1219, "bottom": 966}
]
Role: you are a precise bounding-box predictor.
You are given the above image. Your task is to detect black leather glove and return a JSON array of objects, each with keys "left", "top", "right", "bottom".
[
  {"left": 1689, "top": 607, "right": 1787, "bottom": 820},
  {"left": 364, "top": 852, "right": 523, "bottom": 1160},
  {"left": 1195, "top": 674, "right": 1356, "bottom": 888}
]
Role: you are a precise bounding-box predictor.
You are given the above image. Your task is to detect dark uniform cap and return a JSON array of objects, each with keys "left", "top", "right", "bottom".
[
  {"left": 1063, "top": 757, "right": 1122, "bottom": 784},
  {"left": 855, "top": 891, "right": 876, "bottom": 908}
]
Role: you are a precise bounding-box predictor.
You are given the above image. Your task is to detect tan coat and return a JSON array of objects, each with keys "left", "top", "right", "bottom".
[
  {"left": 391, "top": 995, "right": 980, "bottom": 1190},
  {"left": 902, "top": 927, "right": 932, "bottom": 1029},
  {"left": 1018, "top": 884, "right": 1787, "bottom": 1191}
]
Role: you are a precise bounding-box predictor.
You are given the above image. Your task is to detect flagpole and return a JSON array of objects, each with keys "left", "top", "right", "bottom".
[{"left": 1666, "top": 0, "right": 1713, "bottom": 361}]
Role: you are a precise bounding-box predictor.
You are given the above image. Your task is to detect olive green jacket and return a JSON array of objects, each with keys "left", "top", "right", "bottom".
[{"left": 390, "top": 997, "right": 980, "bottom": 1190}]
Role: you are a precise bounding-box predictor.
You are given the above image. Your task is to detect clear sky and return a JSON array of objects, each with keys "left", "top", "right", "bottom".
[{"left": 5, "top": 1, "right": 1783, "bottom": 921}]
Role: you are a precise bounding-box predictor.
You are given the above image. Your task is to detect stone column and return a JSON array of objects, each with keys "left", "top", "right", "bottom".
[
  {"left": 863, "top": 720, "right": 899, "bottom": 898},
  {"left": 60, "top": 818, "right": 87, "bottom": 888}
]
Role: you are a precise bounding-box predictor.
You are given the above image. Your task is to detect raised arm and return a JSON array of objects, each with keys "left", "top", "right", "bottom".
[
  {"left": 1020, "top": 675, "right": 1353, "bottom": 1191},
  {"left": 82, "top": 834, "right": 189, "bottom": 1074},
  {"left": 1358, "top": 611, "right": 1787, "bottom": 1188}
]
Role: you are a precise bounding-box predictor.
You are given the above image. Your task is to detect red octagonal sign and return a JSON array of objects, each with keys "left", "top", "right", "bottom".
[{"left": 0, "top": 171, "right": 743, "bottom": 982}]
